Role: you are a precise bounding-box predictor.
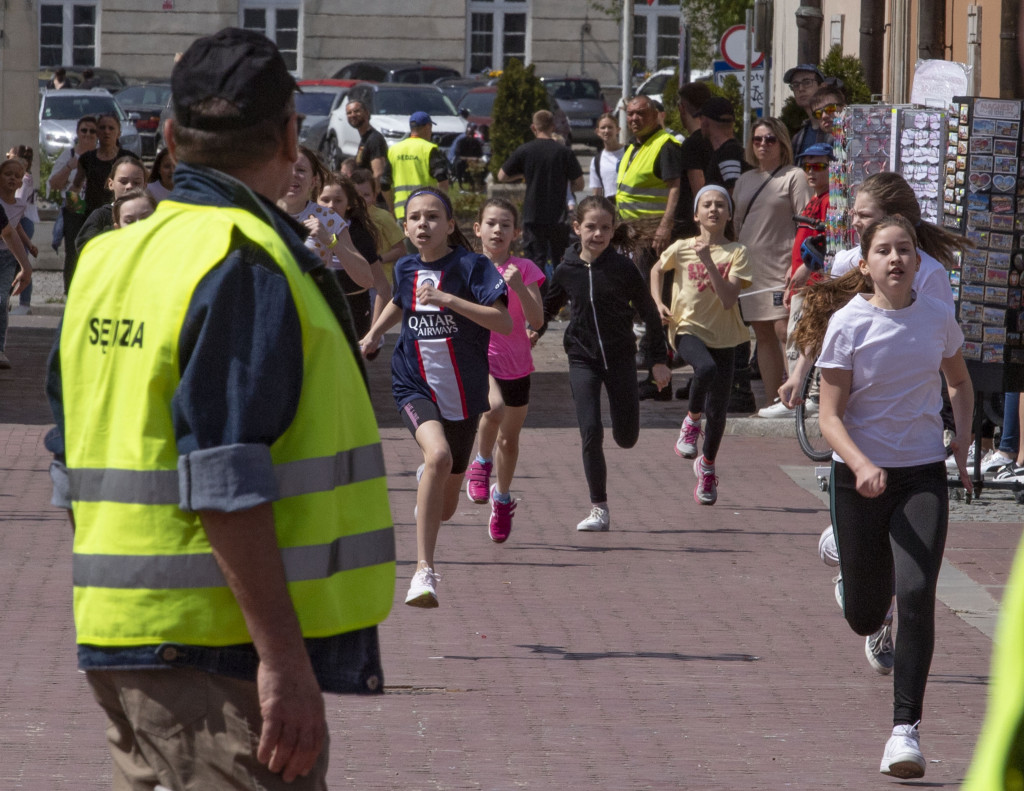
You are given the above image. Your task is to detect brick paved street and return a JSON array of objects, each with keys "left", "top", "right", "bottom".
[{"left": 1, "top": 317, "right": 1020, "bottom": 789}]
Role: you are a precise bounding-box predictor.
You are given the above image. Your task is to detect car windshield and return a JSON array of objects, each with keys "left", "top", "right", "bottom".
[
  {"left": 642, "top": 74, "right": 670, "bottom": 95},
  {"left": 116, "top": 85, "right": 171, "bottom": 106},
  {"left": 545, "top": 80, "right": 602, "bottom": 101},
  {"left": 375, "top": 89, "right": 458, "bottom": 117},
  {"left": 295, "top": 92, "right": 336, "bottom": 116},
  {"left": 42, "top": 94, "right": 123, "bottom": 121},
  {"left": 458, "top": 91, "right": 496, "bottom": 116}
]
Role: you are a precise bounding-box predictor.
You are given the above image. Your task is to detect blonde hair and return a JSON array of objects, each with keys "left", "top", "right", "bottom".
[{"left": 745, "top": 117, "right": 794, "bottom": 168}]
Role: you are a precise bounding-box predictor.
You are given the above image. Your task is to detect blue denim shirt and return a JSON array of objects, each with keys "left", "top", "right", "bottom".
[{"left": 46, "top": 163, "right": 382, "bottom": 694}]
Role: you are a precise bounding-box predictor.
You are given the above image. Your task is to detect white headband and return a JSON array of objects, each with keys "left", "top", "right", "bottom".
[{"left": 693, "top": 184, "right": 733, "bottom": 215}]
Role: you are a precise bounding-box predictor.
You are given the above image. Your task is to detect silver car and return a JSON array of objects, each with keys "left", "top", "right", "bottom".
[{"left": 39, "top": 89, "right": 142, "bottom": 159}]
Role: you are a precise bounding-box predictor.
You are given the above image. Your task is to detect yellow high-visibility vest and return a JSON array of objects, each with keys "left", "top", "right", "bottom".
[
  {"left": 616, "top": 128, "right": 680, "bottom": 220},
  {"left": 62, "top": 199, "right": 395, "bottom": 647},
  {"left": 388, "top": 135, "right": 439, "bottom": 222}
]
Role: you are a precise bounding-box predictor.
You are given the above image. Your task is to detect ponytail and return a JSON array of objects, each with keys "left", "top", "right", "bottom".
[{"left": 791, "top": 268, "right": 872, "bottom": 359}]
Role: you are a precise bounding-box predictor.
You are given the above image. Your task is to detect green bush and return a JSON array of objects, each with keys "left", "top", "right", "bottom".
[{"left": 489, "top": 58, "right": 550, "bottom": 178}]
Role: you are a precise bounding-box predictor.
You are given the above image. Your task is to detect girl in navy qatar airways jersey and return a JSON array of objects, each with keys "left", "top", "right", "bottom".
[{"left": 360, "top": 188, "right": 511, "bottom": 609}]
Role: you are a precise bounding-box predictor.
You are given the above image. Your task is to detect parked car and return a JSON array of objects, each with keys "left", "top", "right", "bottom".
[
  {"left": 114, "top": 82, "right": 171, "bottom": 158},
  {"left": 435, "top": 76, "right": 497, "bottom": 105},
  {"left": 539, "top": 76, "right": 609, "bottom": 146},
  {"left": 634, "top": 67, "right": 677, "bottom": 109},
  {"left": 457, "top": 86, "right": 498, "bottom": 137},
  {"left": 324, "top": 83, "right": 466, "bottom": 168},
  {"left": 38, "top": 66, "right": 129, "bottom": 93},
  {"left": 332, "top": 60, "right": 461, "bottom": 84},
  {"left": 38, "top": 89, "right": 142, "bottom": 158},
  {"left": 296, "top": 79, "right": 362, "bottom": 163}
]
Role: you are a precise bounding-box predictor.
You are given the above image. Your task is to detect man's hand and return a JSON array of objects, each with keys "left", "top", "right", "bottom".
[
  {"left": 257, "top": 658, "right": 327, "bottom": 782},
  {"left": 653, "top": 222, "right": 672, "bottom": 254}
]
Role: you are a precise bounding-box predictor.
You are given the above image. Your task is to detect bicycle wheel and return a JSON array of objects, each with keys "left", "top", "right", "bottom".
[{"left": 795, "top": 365, "right": 833, "bottom": 462}]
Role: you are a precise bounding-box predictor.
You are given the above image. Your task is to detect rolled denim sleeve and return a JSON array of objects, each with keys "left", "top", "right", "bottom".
[{"left": 173, "top": 243, "right": 304, "bottom": 512}]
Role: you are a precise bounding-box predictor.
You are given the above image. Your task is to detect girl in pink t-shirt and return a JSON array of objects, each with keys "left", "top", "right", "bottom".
[{"left": 464, "top": 198, "right": 545, "bottom": 543}]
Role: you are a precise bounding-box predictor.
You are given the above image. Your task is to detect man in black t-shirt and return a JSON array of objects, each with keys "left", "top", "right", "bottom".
[
  {"left": 699, "top": 97, "right": 750, "bottom": 193},
  {"left": 346, "top": 99, "right": 391, "bottom": 200},
  {"left": 673, "top": 82, "right": 713, "bottom": 239},
  {"left": 498, "top": 109, "right": 583, "bottom": 272}
]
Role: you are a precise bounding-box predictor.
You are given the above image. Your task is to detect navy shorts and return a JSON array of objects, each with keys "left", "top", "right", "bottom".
[{"left": 399, "top": 398, "right": 479, "bottom": 475}]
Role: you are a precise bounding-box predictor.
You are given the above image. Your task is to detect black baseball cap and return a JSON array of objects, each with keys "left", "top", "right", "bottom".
[
  {"left": 698, "top": 97, "right": 735, "bottom": 123},
  {"left": 172, "top": 28, "right": 299, "bottom": 131}
]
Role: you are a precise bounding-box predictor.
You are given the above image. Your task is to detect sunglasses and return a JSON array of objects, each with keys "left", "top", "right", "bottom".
[
  {"left": 752, "top": 134, "right": 778, "bottom": 145},
  {"left": 812, "top": 103, "right": 840, "bottom": 120},
  {"left": 78, "top": 128, "right": 97, "bottom": 135},
  {"left": 802, "top": 162, "right": 829, "bottom": 172}
]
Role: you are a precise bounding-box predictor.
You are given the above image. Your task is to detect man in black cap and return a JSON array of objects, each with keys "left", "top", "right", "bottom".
[
  {"left": 784, "top": 63, "right": 829, "bottom": 157},
  {"left": 45, "top": 28, "right": 394, "bottom": 789},
  {"left": 699, "top": 96, "right": 750, "bottom": 195}
]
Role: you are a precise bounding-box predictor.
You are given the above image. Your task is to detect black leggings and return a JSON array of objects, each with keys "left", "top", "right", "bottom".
[
  {"left": 568, "top": 359, "right": 640, "bottom": 504},
  {"left": 674, "top": 334, "right": 735, "bottom": 462},
  {"left": 830, "top": 460, "right": 948, "bottom": 726}
]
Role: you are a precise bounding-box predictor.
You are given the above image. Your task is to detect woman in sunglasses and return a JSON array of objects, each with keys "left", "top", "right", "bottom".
[{"left": 732, "top": 117, "right": 813, "bottom": 417}]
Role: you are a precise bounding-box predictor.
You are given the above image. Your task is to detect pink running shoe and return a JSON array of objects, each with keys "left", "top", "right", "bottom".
[
  {"left": 465, "top": 459, "right": 492, "bottom": 503},
  {"left": 488, "top": 485, "right": 515, "bottom": 543},
  {"left": 693, "top": 456, "right": 719, "bottom": 505},
  {"left": 675, "top": 416, "right": 702, "bottom": 458}
]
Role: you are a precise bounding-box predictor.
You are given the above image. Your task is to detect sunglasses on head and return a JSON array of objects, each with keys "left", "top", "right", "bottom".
[
  {"left": 752, "top": 134, "right": 778, "bottom": 145},
  {"left": 802, "top": 162, "right": 829, "bottom": 172},
  {"left": 812, "top": 103, "right": 840, "bottom": 120}
]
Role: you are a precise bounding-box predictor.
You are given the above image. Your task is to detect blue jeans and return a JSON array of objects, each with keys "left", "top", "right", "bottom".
[
  {"left": 0, "top": 248, "right": 18, "bottom": 351},
  {"left": 999, "top": 393, "right": 1020, "bottom": 456}
]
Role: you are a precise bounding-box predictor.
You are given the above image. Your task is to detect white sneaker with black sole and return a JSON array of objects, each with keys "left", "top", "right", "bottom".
[{"left": 879, "top": 722, "right": 925, "bottom": 779}]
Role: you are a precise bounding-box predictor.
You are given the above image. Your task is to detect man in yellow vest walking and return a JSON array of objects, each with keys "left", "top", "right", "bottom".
[
  {"left": 45, "top": 28, "right": 395, "bottom": 790},
  {"left": 388, "top": 110, "right": 450, "bottom": 225}
]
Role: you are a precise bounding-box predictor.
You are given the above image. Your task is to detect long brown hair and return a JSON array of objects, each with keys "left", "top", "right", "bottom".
[
  {"left": 322, "top": 172, "right": 382, "bottom": 252},
  {"left": 855, "top": 172, "right": 967, "bottom": 267},
  {"left": 405, "top": 187, "right": 473, "bottom": 251}
]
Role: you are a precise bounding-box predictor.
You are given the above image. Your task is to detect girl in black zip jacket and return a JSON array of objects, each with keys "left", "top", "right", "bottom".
[{"left": 542, "top": 196, "right": 671, "bottom": 531}]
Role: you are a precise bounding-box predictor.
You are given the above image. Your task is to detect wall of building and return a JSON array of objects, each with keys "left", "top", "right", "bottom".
[{"left": 1, "top": 0, "right": 42, "bottom": 173}]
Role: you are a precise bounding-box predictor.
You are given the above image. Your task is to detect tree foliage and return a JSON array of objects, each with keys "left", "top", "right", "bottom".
[{"left": 489, "top": 58, "right": 550, "bottom": 178}]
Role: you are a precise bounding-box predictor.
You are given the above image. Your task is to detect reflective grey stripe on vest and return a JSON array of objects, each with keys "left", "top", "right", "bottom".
[
  {"left": 616, "top": 183, "right": 671, "bottom": 198},
  {"left": 69, "top": 444, "right": 387, "bottom": 504},
  {"left": 72, "top": 527, "right": 396, "bottom": 589}
]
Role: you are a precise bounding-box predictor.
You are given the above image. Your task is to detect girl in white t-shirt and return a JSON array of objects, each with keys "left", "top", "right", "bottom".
[
  {"left": 650, "top": 185, "right": 752, "bottom": 506},
  {"left": 0, "top": 157, "right": 36, "bottom": 367},
  {"left": 808, "top": 215, "right": 973, "bottom": 780},
  {"left": 464, "top": 198, "right": 545, "bottom": 543},
  {"left": 588, "top": 113, "right": 625, "bottom": 200}
]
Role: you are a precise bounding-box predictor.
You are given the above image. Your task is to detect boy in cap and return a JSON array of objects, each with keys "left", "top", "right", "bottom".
[
  {"left": 46, "top": 27, "right": 395, "bottom": 789},
  {"left": 785, "top": 64, "right": 829, "bottom": 157}
]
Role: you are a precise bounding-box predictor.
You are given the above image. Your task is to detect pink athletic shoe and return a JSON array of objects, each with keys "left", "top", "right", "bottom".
[
  {"left": 693, "top": 456, "right": 719, "bottom": 505},
  {"left": 675, "top": 416, "right": 702, "bottom": 458},
  {"left": 488, "top": 485, "right": 515, "bottom": 543},
  {"left": 465, "top": 459, "right": 492, "bottom": 503}
]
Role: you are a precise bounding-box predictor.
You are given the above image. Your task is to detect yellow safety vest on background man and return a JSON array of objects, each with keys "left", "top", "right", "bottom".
[
  {"left": 616, "top": 128, "right": 680, "bottom": 221},
  {"left": 62, "top": 200, "right": 395, "bottom": 648},
  {"left": 388, "top": 135, "right": 438, "bottom": 223}
]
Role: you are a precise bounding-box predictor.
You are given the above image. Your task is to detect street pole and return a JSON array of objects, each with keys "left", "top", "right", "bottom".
[
  {"left": 744, "top": 9, "right": 753, "bottom": 146},
  {"left": 620, "top": 0, "right": 634, "bottom": 142}
]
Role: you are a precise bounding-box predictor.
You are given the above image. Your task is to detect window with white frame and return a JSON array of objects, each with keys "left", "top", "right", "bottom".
[
  {"left": 468, "top": 0, "right": 528, "bottom": 74},
  {"left": 39, "top": 2, "right": 97, "bottom": 67},
  {"left": 633, "top": 0, "right": 679, "bottom": 73},
  {"left": 241, "top": 0, "right": 301, "bottom": 73}
]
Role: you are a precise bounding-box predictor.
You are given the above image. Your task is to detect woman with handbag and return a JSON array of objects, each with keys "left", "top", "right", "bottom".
[{"left": 732, "top": 117, "right": 812, "bottom": 416}]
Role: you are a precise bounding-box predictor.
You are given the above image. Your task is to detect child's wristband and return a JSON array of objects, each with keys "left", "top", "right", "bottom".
[{"left": 328, "top": 233, "right": 339, "bottom": 249}]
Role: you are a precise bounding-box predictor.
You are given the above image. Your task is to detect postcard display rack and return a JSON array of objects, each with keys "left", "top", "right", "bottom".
[
  {"left": 942, "top": 96, "right": 1024, "bottom": 392},
  {"left": 828, "top": 104, "right": 946, "bottom": 262}
]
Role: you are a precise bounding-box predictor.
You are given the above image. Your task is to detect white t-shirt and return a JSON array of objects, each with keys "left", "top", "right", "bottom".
[
  {"left": 147, "top": 180, "right": 171, "bottom": 203},
  {"left": 817, "top": 292, "right": 964, "bottom": 468},
  {"left": 831, "top": 245, "right": 955, "bottom": 312},
  {"left": 589, "top": 146, "right": 625, "bottom": 196},
  {"left": 16, "top": 174, "right": 39, "bottom": 224},
  {"left": 0, "top": 196, "right": 27, "bottom": 253}
]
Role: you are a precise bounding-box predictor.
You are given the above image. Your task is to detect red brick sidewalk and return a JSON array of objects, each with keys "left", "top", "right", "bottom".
[{"left": 0, "top": 323, "right": 1017, "bottom": 789}]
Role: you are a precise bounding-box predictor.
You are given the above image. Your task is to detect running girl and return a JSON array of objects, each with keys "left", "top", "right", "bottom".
[
  {"left": 0, "top": 158, "right": 35, "bottom": 369},
  {"left": 464, "top": 198, "right": 545, "bottom": 543},
  {"left": 650, "top": 185, "right": 751, "bottom": 505},
  {"left": 806, "top": 215, "right": 972, "bottom": 779},
  {"left": 359, "top": 188, "right": 511, "bottom": 608},
  {"left": 542, "top": 195, "right": 670, "bottom": 531}
]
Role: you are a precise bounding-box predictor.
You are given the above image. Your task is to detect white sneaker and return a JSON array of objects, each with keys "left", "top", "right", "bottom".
[
  {"left": 949, "top": 443, "right": 976, "bottom": 471},
  {"left": 994, "top": 463, "right": 1024, "bottom": 483},
  {"left": 879, "top": 722, "right": 925, "bottom": 779},
  {"left": 981, "top": 449, "right": 1015, "bottom": 475},
  {"left": 865, "top": 616, "right": 895, "bottom": 675},
  {"left": 757, "top": 398, "right": 796, "bottom": 419},
  {"left": 405, "top": 566, "right": 440, "bottom": 608},
  {"left": 804, "top": 397, "right": 819, "bottom": 416},
  {"left": 577, "top": 504, "right": 610, "bottom": 532},
  {"left": 818, "top": 525, "right": 839, "bottom": 567},
  {"left": 9, "top": 304, "right": 30, "bottom": 315},
  {"left": 833, "top": 573, "right": 843, "bottom": 609}
]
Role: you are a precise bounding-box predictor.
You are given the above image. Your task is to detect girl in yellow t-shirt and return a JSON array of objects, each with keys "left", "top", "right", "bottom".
[{"left": 650, "top": 184, "right": 752, "bottom": 505}]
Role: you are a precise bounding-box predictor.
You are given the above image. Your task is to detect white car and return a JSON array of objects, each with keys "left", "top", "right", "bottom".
[
  {"left": 39, "top": 88, "right": 142, "bottom": 159},
  {"left": 324, "top": 83, "right": 466, "bottom": 169}
]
